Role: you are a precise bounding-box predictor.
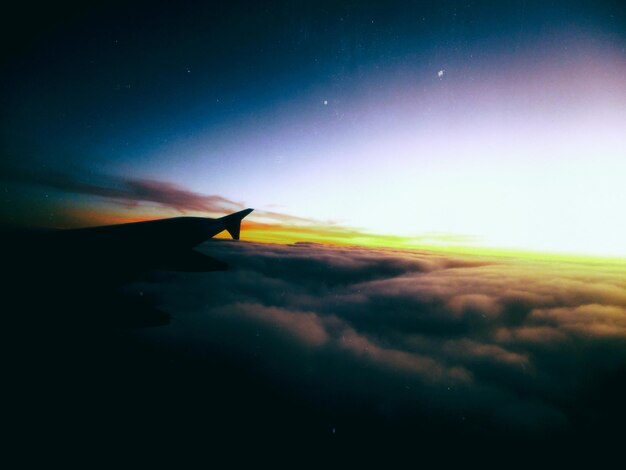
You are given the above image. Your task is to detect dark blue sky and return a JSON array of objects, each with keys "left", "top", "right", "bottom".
[{"left": 3, "top": 0, "right": 623, "bottom": 168}]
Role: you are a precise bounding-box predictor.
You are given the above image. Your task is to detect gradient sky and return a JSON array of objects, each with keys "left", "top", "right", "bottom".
[{"left": 2, "top": 0, "right": 626, "bottom": 257}]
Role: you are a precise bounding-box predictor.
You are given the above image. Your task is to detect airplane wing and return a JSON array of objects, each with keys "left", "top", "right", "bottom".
[
  {"left": 26, "top": 208, "right": 253, "bottom": 271},
  {"left": 5, "top": 208, "right": 254, "bottom": 328}
]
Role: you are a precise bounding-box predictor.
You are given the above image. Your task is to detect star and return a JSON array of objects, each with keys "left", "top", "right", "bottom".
[
  {"left": 438, "top": 69, "right": 445, "bottom": 78},
  {"left": 323, "top": 100, "right": 328, "bottom": 105}
]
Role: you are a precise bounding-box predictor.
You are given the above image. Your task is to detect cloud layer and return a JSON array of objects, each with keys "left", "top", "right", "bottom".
[{"left": 131, "top": 241, "right": 626, "bottom": 440}]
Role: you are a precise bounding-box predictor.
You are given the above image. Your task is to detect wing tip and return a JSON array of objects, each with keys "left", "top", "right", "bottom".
[{"left": 222, "top": 208, "right": 254, "bottom": 240}]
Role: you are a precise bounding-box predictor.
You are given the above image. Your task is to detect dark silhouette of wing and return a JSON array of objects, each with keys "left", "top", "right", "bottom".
[{"left": 4, "top": 209, "right": 253, "bottom": 328}]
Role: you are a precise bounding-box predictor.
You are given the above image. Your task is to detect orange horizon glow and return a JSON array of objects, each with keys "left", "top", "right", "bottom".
[{"left": 39, "top": 206, "right": 626, "bottom": 265}]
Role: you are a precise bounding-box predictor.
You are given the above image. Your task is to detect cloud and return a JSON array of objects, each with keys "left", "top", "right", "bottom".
[
  {"left": 531, "top": 304, "right": 626, "bottom": 338},
  {"left": 131, "top": 240, "right": 626, "bottom": 439},
  {"left": 2, "top": 166, "right": 243, "bottom": 213},
  {"left": 219, "top": 302, "right": 330, "bottom": 347}
]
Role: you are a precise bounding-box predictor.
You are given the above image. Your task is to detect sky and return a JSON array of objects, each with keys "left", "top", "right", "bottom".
[{"left": 2, "top": 0, "right": 626, "bottom": 257}]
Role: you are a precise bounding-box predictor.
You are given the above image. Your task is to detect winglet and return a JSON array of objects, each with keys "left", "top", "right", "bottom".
[{"left": 219, "top": 208, "right": 253, "bottom": 240}]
